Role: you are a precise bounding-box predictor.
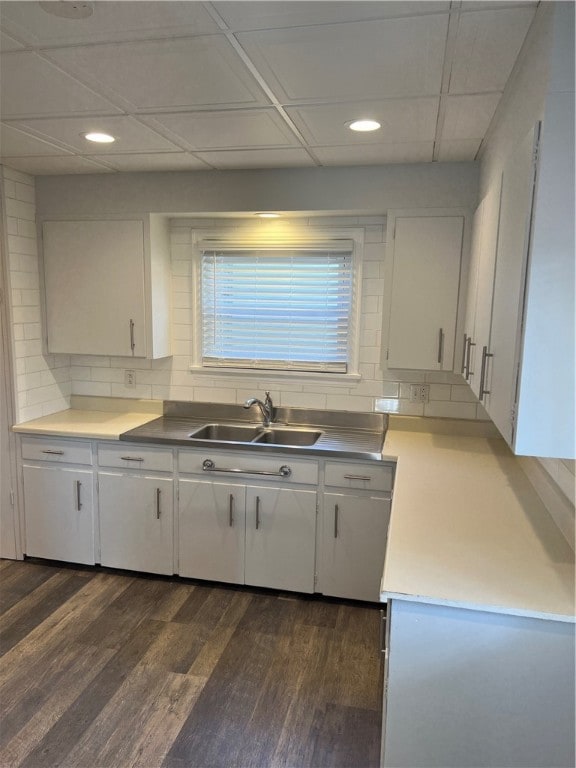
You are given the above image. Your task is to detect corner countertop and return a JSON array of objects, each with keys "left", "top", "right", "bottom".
[
  {"left": 12, "top": 408, "right": 160, "bottom": 440},
  {"left": 380, "top": 428, "right": 575, "bottom": 624}
]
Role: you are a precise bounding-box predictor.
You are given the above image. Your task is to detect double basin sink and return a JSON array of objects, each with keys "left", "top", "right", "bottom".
[{"left": 188, "top": 423, "right": 322, "bottom": 447}]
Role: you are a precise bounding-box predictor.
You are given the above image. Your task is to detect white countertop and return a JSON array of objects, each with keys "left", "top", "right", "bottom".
[
  {"left": 381, "top": 429, "right": 575, "bottom": 623},
  {"left": 12, "top": 405, "right": 574, "bottom": 623},
  {"left": 12, "top": 408, "right": 159, "bottom": 440}
]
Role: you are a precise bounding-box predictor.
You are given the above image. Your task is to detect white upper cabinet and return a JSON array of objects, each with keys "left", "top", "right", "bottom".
[
  {"left": 464, "top": 98, "right": 574, "bottom": 458},
  {"left": 463, "top": 180, "right": 502, "bottom": 398},
  {"left": 42, "top": 214, "right": 171, "bottom": 359},
  {"left": 386, "top": 214, "right": 465, "bottom": 371}
]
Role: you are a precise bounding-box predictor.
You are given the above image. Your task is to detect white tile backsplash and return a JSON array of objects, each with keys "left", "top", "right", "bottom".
[{"left": 2, "top": 165, "right": 72, "bottom": 422}]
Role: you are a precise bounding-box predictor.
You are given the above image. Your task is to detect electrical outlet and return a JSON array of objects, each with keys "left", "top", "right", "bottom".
[
  {"left": 409, "top": 384, "right": 429, "bottom": 403},
  {"left": 124, "top": 369, "right": 136, "bottom": 388}
]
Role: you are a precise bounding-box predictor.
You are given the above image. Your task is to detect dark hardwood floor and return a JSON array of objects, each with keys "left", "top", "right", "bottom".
[{"left": 0, "top": 559, "right": 383, "bottom": 768}]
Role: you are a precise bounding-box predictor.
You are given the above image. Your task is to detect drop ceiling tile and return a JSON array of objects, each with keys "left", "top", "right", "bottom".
[
  {"left": 0, "top": 1, "right": 219, "bottom": 47},
  {"left": 237, "top": 14, "right": 449, "bottom": 102},
  {"left": 45, "top": 36, "right": 269, "bottom": 112},
  {"left": 0, "top": 31, "right": 25, "bottom": 52},
  {"left": 0, "top": 51, "right": 122, "bottom": 119},
  {"left": 0, "top": 123, "right": 72, "bottom": 156},
  {"left": 93, "top": 153, "right": 210, "bottom": 172},
  {"left": 215, "top": 1, "right": 450, "bottom": 30},
  {"left": 2, "top": 155, "right": 114, "bottom": 175},
  {"left": 13, "top": 115, "right": 181, "bottom": 154},
  {"left": 449, "top": 7, "right": 536, "bottom": 94},
  {"left": 195, "top": 148, "right": 315, "bottom": 169},
  {"left": 286, "top": 98, "right": 439, "bottom": 146},
  {"left": 141, "top": 109, "right": 300, "bottom": 151},
  {"left": 314, "top": 142, "right": 434, "bottom": 165},
  {"left": 442, "top": 94, "right": 501, "bottom": 140},
  {"left": 437, "top": 139, "right": 481, "bottom": 161}
]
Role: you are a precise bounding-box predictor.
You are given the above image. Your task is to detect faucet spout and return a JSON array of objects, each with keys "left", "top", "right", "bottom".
[{"left": 243, "top": 391, "right": 275, "bottom": 427}]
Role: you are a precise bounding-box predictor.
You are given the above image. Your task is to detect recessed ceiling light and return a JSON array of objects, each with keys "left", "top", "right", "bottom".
[
  {"left": 83, "top": 132, "right": 116, "bottom": 144},
  {"left": 348, "top": 119, "right": 382, "bottom": 132},
  {"left": 255, "top": 212, "right": 280, "bottom": 218}
]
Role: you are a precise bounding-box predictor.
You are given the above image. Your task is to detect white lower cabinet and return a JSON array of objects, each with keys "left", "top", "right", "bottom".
[
  {"left": 98, "top": 472, "right": 173, "bottom": 575},
  {"left": 178, "top": 474, "right": 317, "bottom": 594},
  {"left": 245, "top": 485, "right": 317, "bottom": 593},
  {"left": 178, "top": 479, "right": 245, "bottom": 584},
  {"left": 322, "top": 492, "right": 391, "bottom": 602},
  {"left": 23, "top": 464, "right": 95, "bottom": 565},
  {"left": 21, "top": 437, "right": 394, "bottom": 600}
]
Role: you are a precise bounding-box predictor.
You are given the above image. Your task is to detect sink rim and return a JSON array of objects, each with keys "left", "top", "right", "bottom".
[{"left": 252, "top": 427, "right": 323, "bottom": 447}]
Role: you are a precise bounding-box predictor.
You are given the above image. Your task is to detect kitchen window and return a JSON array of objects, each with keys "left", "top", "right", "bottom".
[{"left": 195, "top": 235, "right": 361, "bottom": 375}]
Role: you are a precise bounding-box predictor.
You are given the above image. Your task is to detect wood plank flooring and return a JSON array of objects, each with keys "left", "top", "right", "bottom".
[{"left": 0, "top": 560, "right": 383, "bottom": 768}]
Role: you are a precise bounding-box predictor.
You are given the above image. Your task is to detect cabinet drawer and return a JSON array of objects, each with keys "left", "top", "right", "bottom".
[
  {"left": 178, "top": 450, "right": 318, "bottom": 485},
  {"left": 98, "top": 444, "right": 173, "bottom": 472},
  {"left": 21, "top": 436, "right": 93, "bottom": 465},
  {"left": 324, "top": 460, "right": 394, "bottom": 492}
]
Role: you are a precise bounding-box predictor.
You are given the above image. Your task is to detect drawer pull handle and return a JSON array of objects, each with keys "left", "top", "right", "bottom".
[
  {"left": 334, "top": 504, "right": 339, "bottom": 538},
  {"left": 156, "top": 488, "right": 161, "bottom": 519},
  {"left": 229, "top": 493, "right": 234, "bottom": 527},
  {"left": 343, "top": 474, "right": 371, "bottom": 482},
  {"left": 461, "top": 333, "right": 468, "bottom": 375},
  {"left": 202, "top": 459, "right": 291, "bottom": 478},
  {"left": 42, "top": 449, "right": 64, "bottom": 456},
  {"left": 255, "top": 495, "right": 261, "bottom": 530},
  {"left": 76, "top": 480, "right": 82, "bottom": 511},
  {"left": 129, "top": 319, "right": 135, "bottom": 353},
  {"left": 121, "top": 456, "right": 145, "bottom": 462}
]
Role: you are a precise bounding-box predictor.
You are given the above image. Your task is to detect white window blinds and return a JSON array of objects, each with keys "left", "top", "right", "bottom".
[{"left": 200, "top": 243, "right": 354, "bottom": 373}]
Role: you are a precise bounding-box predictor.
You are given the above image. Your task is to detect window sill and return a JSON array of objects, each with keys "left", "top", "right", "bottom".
[{"left": 188, "top": 366, "right": 361, "bottom": 385}]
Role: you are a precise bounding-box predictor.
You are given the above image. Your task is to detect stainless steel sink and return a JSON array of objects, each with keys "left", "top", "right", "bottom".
[
  {"left": 253, "top": 428, "right": 323, "bottom": 447},
  {"left": 188, "top": 424, "right": 264, "bottom": 442}
]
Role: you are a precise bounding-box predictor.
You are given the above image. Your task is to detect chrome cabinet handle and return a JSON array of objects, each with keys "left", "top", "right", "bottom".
[
  {"left": 76, "top": 480, "right": 82, "bottom": 511},
  {"left": 343, "top": 474, "right": 371, "bottom": 482},
  {"left": 437, "top": 328, "right": 444, "bottom": 364},
  {"left": 42, "top": 449, "right": 64, "bottom": 456},
  {"left": 202, "top": 459, "right": 291, "bottom": 478},
  {"left": 465, "top": 337, "right": 476, "bottom": 380},
  {"left": 462, "top": 334, "right": 469, "bottom": 376},
  {"left": 156, "top": 488, "right": 161, "bottom": 519},
  {"left": 255, "top": 496, "right": 261, "bottom": 530},
  {"left": 379, "top": 609, "right": 387, "bottom": 654},
  {"left": 479, "top": 346, "right": 494, "bottom": 401},
  {"left": 229, "top": 493, "right": 234, "bottom": 527},
  {"left": 334, "top": 504, "right": 339, "bottom": 538},
  {"left": 121, "top": 456, "right": 144, "bottom": 462},
  {"left": 129, "top": 319, "right": 135, "bottom": 353}
]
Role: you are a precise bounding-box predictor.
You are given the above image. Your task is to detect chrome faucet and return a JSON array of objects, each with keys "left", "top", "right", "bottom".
[{"left": 244, "top": 391, "right": 275, "bottom": 428}]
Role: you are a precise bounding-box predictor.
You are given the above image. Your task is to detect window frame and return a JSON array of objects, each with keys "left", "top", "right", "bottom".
[{"left": 189, "top": 227, "right": 364, "bottom": 381}]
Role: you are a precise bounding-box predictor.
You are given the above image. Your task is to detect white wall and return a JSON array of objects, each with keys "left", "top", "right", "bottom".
[
  {"left": 1, "top": 166, "right": 71, "bottom": 422},
  {"left": 69, "top": 215, "right": 487, "bottom": 420}
]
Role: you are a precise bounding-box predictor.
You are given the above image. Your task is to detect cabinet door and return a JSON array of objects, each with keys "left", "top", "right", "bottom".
[
  {"left": 245, "top": 486, "right": 316, "bottom": 593},
  {"left": 461, "top": 200, "right": 484, "bottom": 380},
  {"left": 323, "top": 493, "right": 390, "bottom": 602},
  {"left": 483, "top": 126, "right": 538, "bottom": 443},
  {"left": 468, "top": 180, "right": 502, "bottom": 398},
  {"left": 387, "top": 216, "right": 464, "bottom": 370},
  {"left": 178, "top": 479, "right": 245, "bottom": 585},
  {"left": 43, "top": 220, "right": 146, "bottom": 357},
  {"left": 23, "top": 465, "right": 95, "bottom": 564},
  {"left": 99, "top": 473, "right": 173, "bottom": 575}
]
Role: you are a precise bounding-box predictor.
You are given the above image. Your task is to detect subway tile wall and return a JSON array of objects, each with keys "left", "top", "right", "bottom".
[
  {"left": 67, "top": 215, "right": 490, "bottom": 420},
  {"left": 2, "top": 166, "right": 71, "bottom": 422}
]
